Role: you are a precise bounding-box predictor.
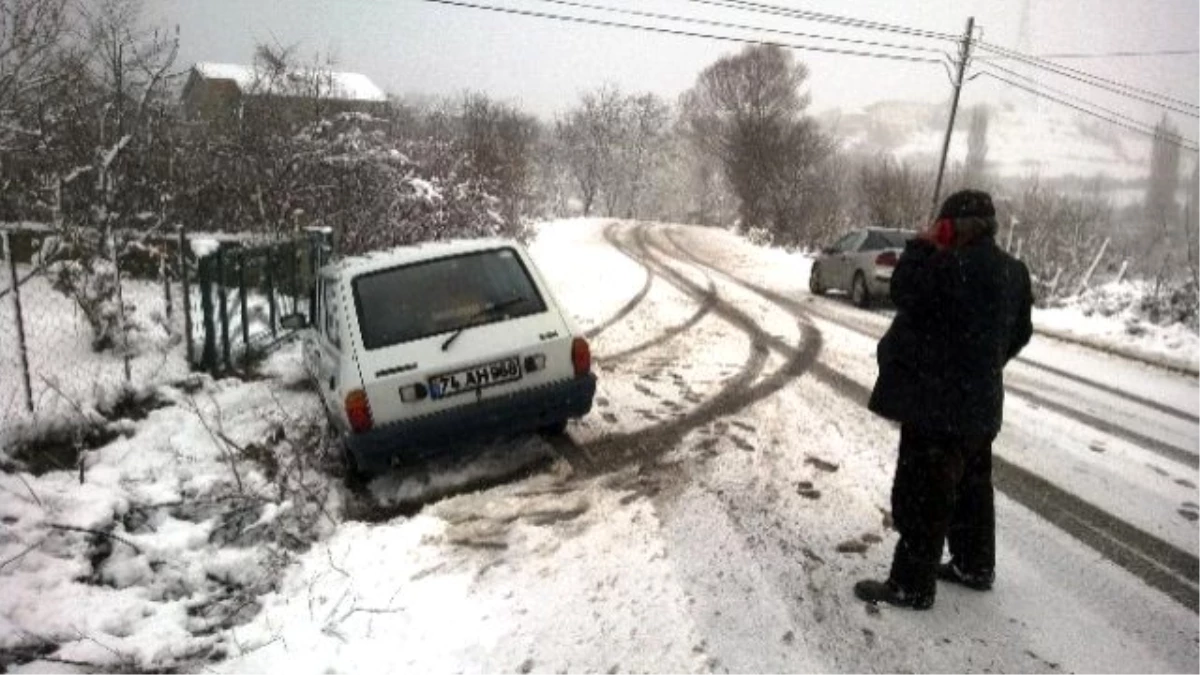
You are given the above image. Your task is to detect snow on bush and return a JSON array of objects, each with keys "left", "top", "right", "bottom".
[
  {"left": 50, "top": 257, "right": 140, "bottom": 353},
  {"left": 0, "top": 345, "right": 338, "bottom": 672},
  {"left": 289, "top": 112, "right": 527, "bottom": 256},
  {"left": 1047, "top": 278, "right": 1200, "bottom": 334}
]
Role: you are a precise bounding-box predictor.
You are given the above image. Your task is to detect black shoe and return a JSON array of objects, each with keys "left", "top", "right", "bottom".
[
  {"left": 937, "top": 562, "right": 994, "bottom": 591},
  {"left": 853, "top": 579, "right": 934, "bottom": 610}
]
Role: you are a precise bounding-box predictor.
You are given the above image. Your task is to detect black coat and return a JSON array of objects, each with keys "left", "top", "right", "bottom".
[{"left": 868, "top": 236, "right": 1033, "bottom": 438}]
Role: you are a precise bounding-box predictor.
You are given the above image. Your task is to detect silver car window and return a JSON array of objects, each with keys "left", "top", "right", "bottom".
[
  {"left": 846, "top": 230, "right": 869, "bottom": 252},
  {"left": 863, "top": 230, "right": 910, "bottom": 250},
  {"left": 830, "top": 232, "right": 859, "bottom": 253}
]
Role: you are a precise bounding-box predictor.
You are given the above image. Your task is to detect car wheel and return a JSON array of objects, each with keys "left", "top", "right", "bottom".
[
  {"left": 809, "top": 264, "right": 826, "bottom": 295},
  {"left": 342, "top": 442, "right": 368, "bottom": 491},
  {"left": 851, "top": 272, "right": 871, "bottom": 308}
]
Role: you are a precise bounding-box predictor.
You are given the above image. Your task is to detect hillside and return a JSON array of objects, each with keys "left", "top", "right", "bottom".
[{"left": 817, "top": 98, "right": 1170, "bottom": 198}]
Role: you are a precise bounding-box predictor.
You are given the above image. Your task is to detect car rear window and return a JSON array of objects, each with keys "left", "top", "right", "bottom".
[
  {"left": 864, "top": 230, "right": 913, "bottom": 250},
  {"left": 353, "top": 247, "right": 548, "bottom": 350}
]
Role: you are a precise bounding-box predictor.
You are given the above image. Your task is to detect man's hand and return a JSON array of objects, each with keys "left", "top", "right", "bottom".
[{"left": 919, "top": 218, "right": 954, "bottom": 250}]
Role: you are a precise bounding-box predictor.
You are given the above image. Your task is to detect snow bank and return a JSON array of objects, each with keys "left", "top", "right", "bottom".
[
  {"left": 0, "top": 344, "right": 331, "bottom": 672},
  {"left": 1037, "top": 279, "right": 1200, "bottom": 374}
]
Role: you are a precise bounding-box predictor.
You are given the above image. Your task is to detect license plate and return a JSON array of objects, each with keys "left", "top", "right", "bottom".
[{"left": 429, "top": 357, "right": 522, "bottom": 399}]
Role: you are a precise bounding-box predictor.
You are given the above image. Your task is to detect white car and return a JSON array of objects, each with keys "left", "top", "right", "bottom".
[
  {"left": 809, "top": 227, "right": 914, "bottom": 308},
  {"left": 283, "top": 238, "right": 596, "bottom": 478}
]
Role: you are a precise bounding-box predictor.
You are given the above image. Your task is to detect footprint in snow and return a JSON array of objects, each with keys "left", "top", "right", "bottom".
[
  {"left": 836, "top": 540, "right": 870, "bottom": 555},
  {"left": 804, "top": 455, "right": 840, "bottom": 472},
  {"left": 730, "top": 435, "right": 756, "bottom": 452},
  {"left": 694, "top": 437, "right": 719, "bottom": 458},
  {"left": 634, "top": 383, "right": 659, "bottom": 398},
  {"left": 796, "top": 481, "right": 821, "bottom": 500}
]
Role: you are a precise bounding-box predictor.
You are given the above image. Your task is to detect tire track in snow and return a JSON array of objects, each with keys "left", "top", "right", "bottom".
[
  {"left": 595, "top": 277, "right": 718, "bottom": 368},
  {"left": 563, "top": 223, "right": 822, "bottom": 477},
  {"left": 1012, "top": 357, "right": 1197, "bottom": 424},
  {"left": 815, "top": 295, "right": 1198, "bottom": 425},
  {"left": 661, "top": 226, "right": 1200, "bottom": 613},
  {"left": 582, "top": 222, "right": 655, "bottom": 341},
  {"left": 670, "top": 230, "right": 1198, "bottom": 469}
]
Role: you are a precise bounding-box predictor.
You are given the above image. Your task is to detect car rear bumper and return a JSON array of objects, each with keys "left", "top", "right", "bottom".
[
  {"left": 870, "top": 271, "right": 894, "bottom": 295},
  {"left": 346, "top": 374, "right": 598, "bottom": 475}
]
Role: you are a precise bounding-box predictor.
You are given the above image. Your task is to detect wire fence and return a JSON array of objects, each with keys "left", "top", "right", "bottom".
[
  {"left": 0, "top": 225, "right": 321, "bottom": 435},
  {"left": 191, "top": 235, "right": 323, "bottom": 374}
]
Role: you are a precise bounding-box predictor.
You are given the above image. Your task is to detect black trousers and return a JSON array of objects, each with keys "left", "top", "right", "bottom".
[{"left": 888, "top": 424, "right": 996, "bottom": 596}]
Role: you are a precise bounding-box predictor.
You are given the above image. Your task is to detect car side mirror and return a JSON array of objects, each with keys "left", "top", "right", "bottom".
[{"left": 281, "top": 313, "right": 308, "bottom": 330}]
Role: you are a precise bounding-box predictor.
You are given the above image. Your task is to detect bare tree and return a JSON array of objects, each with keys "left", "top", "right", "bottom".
[
  {"left": 0, "top": 0, "right": 71, "bottom": 137},
  {"left": 556, "top": 85, "right": 625, "bottom": 216},
  {"left": 856, "top": 156, "right": 931, "bottom": 231},
  {"left": 619, "top": 93, "right": 670, "bottom": 220},
  {"left": 681, "top": 45, "right": 827, "bottom": 243},
  {"left": 1188, "top": 162, "right": 1199, "bottom": 230},
  {"left": 1185, "top": 161, "right": 1199, "bottom": 288},
  {"left": 458, "top": 92, "right": 540, "bottom": 224},
  {"left": 36, "top": 0, "right": 180, "bottom": 352},
  {"left": 0, "top": 0, "right": 73, "bottom": 218},
  {"left": 963, "top": 105, "right": 990, "bottom": 186},
  {"left": 1145, "top": 114, "right": 1181, "bottom": 227},
  {"left": 1009, "top": 177, "right": 1110, "bottom": 299}
]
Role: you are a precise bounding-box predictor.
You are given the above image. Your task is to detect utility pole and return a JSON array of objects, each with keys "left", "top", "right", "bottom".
[{"left": 931, "top": 16, "right": 975, "bottom": 213}]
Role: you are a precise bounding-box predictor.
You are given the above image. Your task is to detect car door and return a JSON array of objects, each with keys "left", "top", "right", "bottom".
[
  {"left": 852, "top": 230, "right": 887, "bottom": 279},
  {"left": 314, "top": 275, "right": 344, "bottom": 417},
  {"left": 827, "top": 230, "right": 867, "bottom": 291},
  {"left": 300, "top": 279, "right": 323, "bottom": 381}
]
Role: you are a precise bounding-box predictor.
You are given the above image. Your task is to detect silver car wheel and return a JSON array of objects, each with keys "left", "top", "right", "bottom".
[{"left": 852, "top": 273, "right": 870, "bottom": 308}]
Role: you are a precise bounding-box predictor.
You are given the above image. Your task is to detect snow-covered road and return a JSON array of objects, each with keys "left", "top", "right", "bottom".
[
  {"left": 7, "top": 218, "right": 1195, "bottom": 673},
  {"left": 223, "top": 219, "right": 1196, "bottom": 673}
]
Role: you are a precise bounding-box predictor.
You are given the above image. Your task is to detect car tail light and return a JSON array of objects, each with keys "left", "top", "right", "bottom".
[
  {"left": 345, "top": 389, "right": 373, "bottom": 433},
  {"left": 875, "top": 251, "right": 898, "bottom": 267},
  {"left": 571, "top": 337, "right": 591, "bottom": 378}
]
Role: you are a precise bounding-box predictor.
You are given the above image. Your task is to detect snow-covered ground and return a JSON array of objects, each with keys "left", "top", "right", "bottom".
[
  {"left": 0, "top": 271, "right": 187, "bottom": 428},
  {"left": 1, "top": 218, "right": 1196, "bottom": 673},
  {"left": 714, "top": 228, "right": 1199, "bottom": 374},
  {"left": 0, "top": 265, "right": 301, "bottom": 437}
]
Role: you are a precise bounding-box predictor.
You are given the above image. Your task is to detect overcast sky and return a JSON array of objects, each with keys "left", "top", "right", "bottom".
[{"left": 153, "top": 0, "right": 1198, "bottom": 138}]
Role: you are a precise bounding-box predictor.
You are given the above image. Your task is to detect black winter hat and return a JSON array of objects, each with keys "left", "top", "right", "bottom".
[{"left": 937, "top": 189, "right": 995, "bottom": 220}]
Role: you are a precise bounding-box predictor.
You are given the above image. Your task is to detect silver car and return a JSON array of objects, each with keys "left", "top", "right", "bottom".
[{"left": 809, "top": 227, "right": 915, "bottom": 308}]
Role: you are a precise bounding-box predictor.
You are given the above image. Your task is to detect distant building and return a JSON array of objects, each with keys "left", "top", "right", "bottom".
[{"left": 180, "top": 62, "right": 388, "bottom": 125}]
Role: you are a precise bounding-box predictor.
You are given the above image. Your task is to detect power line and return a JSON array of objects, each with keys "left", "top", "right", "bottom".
[
  {"left": 416, "top": 0, "right": 946, "bottom": 64},
  {"left": 680, "top": 0, "right": 959, "bottom": 43},
  {"left": 974, "top": 40, "right": 1199, "bottom": 116},
  {"left": 978, "top": 70, "right": 1199, "bottom": 152},
  {"left": 524, "top": 0, "right": 946, "bottom": 55},
  {"left": 981, "top": 60, "right": 1198, "bottom": 147},
  {"left": 984, "top": 48, "right": 1198, "bottom": 60}
]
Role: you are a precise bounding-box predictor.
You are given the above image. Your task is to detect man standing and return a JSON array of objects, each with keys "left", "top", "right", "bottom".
[{"left": 854, "top": 189, "right": 1034, "bottom": 610}]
